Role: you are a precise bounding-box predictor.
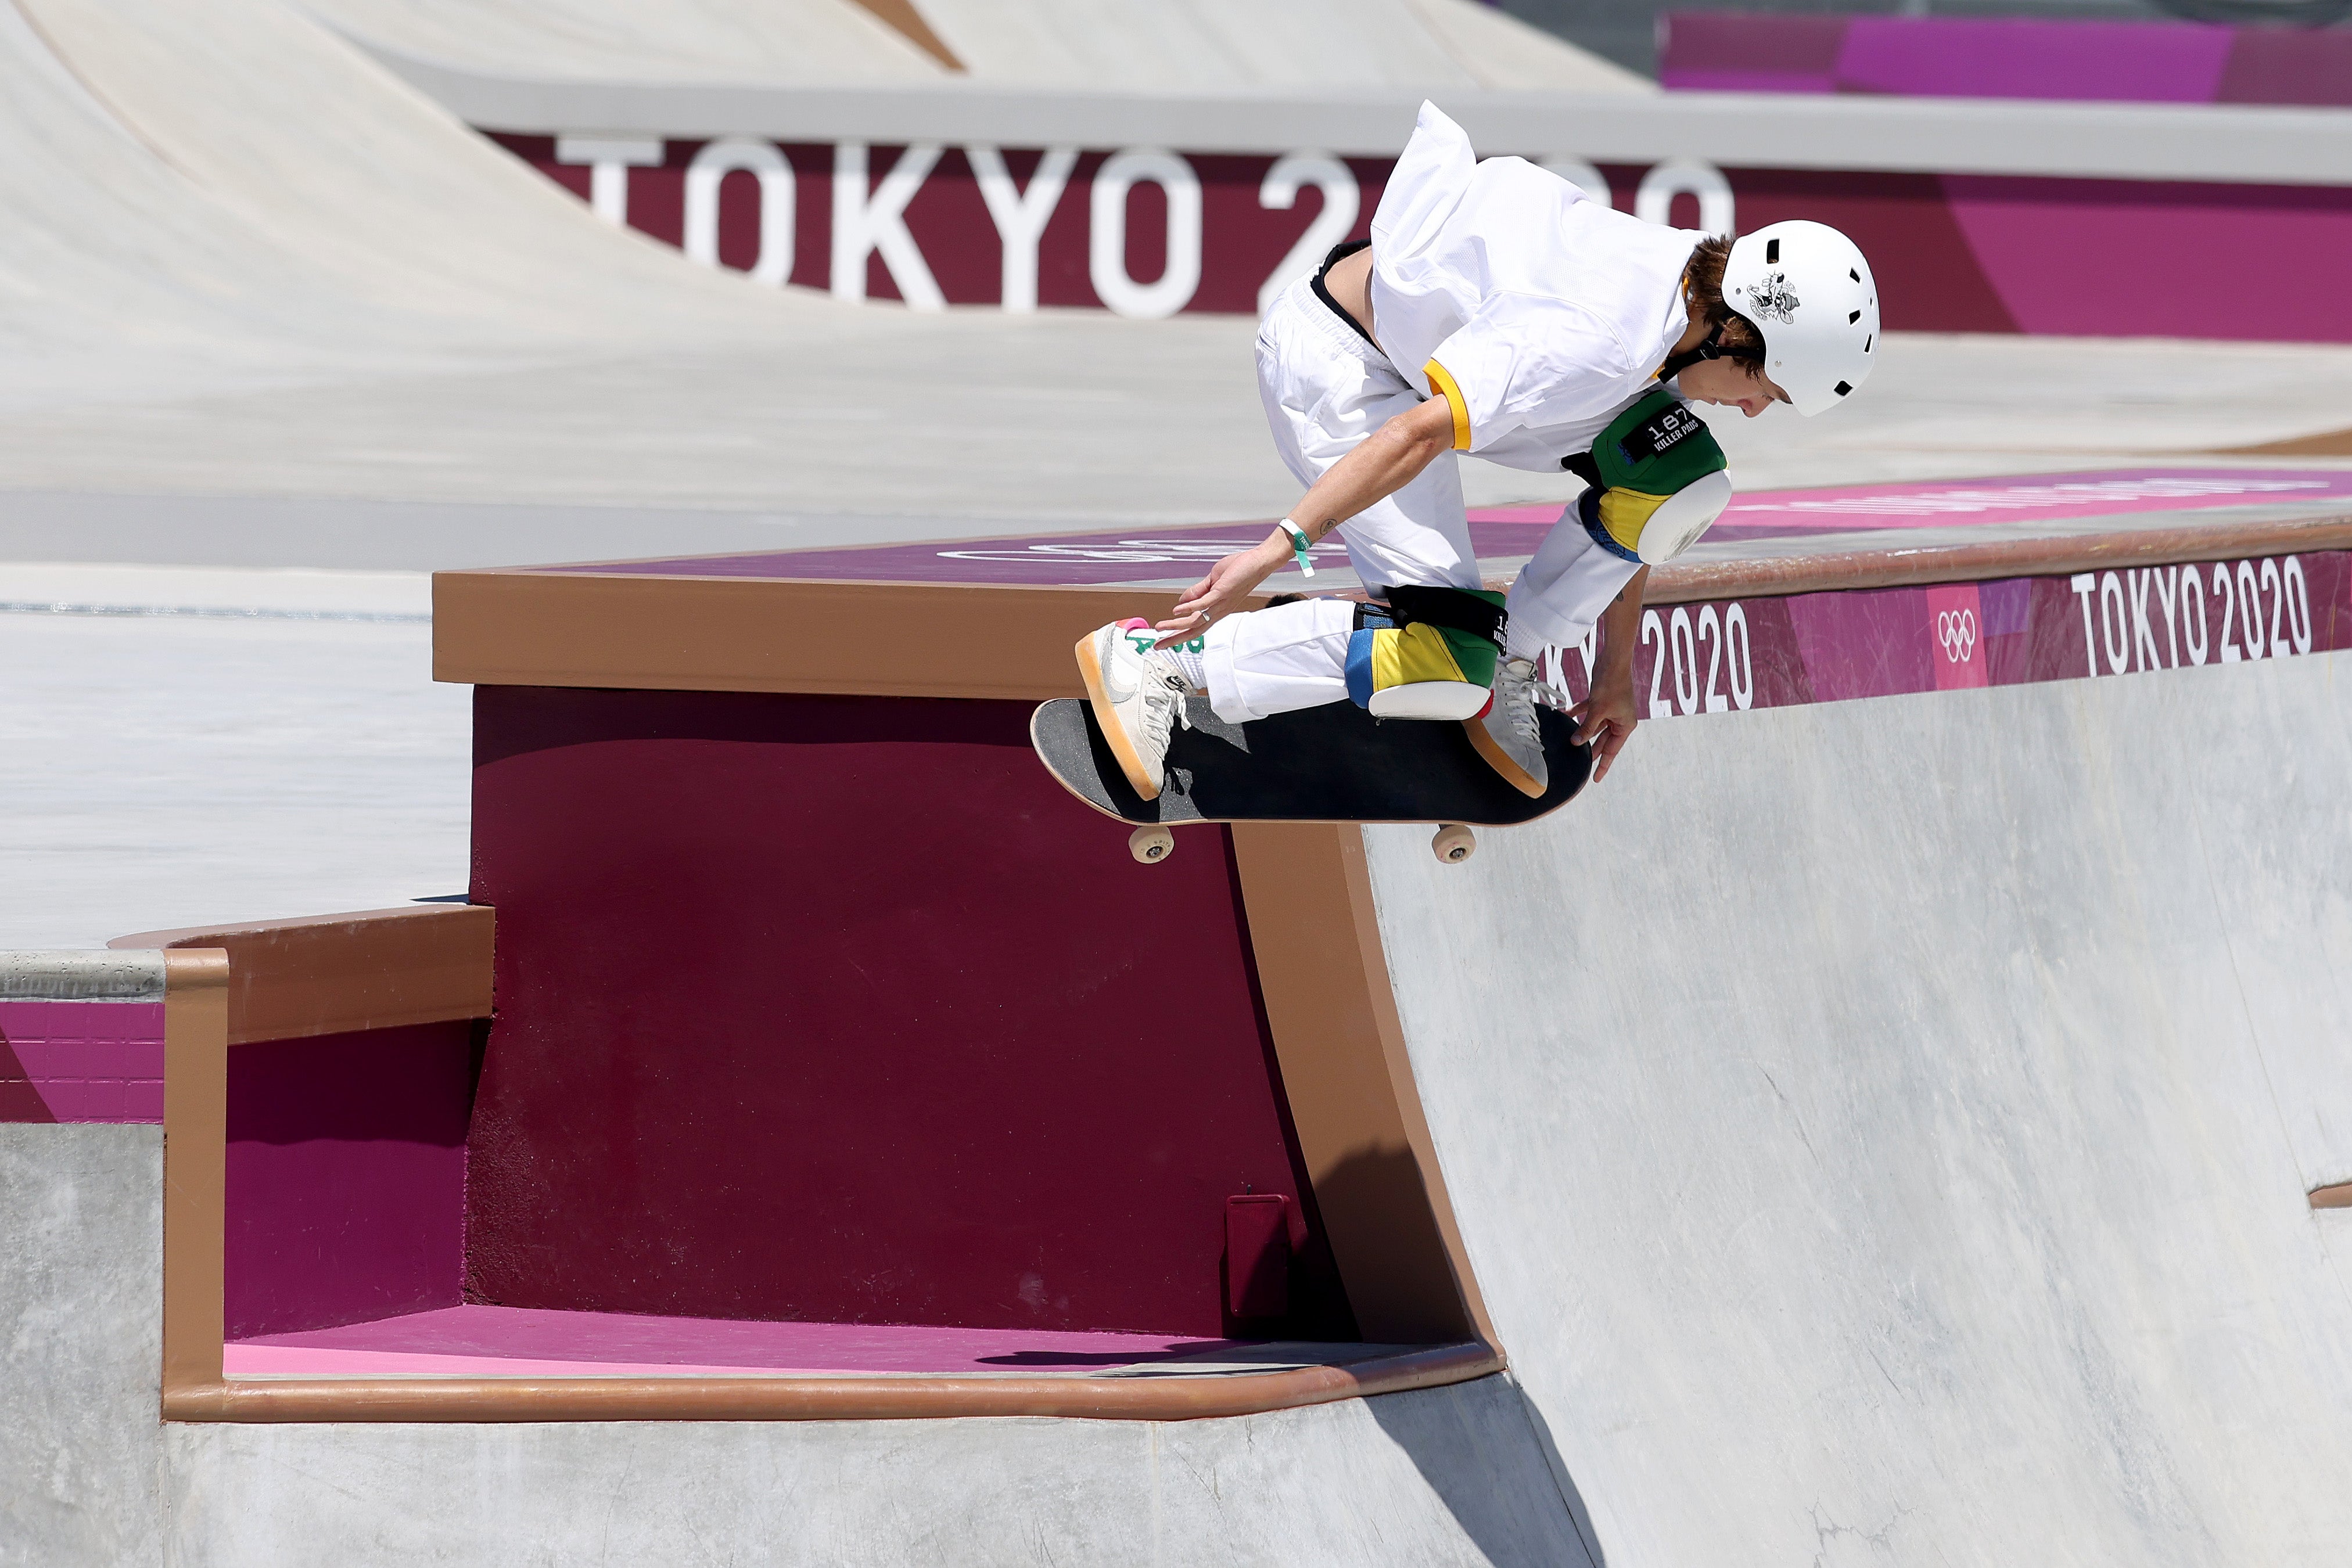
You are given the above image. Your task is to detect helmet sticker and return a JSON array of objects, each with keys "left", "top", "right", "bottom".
[
  {"left": 1747, "top": 269, "right": 1801, "bottom": 325},
  {"left": 1723, "top": 221, "right": 1875, "bottom": 415}
]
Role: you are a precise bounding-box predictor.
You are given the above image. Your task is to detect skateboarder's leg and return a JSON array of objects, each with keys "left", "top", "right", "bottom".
[
  {"left": 1202, "top": 598, "right": 1355, "bottom": 724},
  {"left": 1450, "top": 512, "right": 1647, "bottom": 801},
  {"left": 1457, "top": 515, "right": 1640, "bottom": 802},
  {"left": 1502, "top": 513, "right": 1642, "bottom": 659},
  {"left": 1504, "top": 388, "right": 1730, "bottom": 655}
]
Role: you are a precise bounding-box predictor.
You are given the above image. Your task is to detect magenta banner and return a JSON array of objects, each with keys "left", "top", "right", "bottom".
[
  {"left": 1661, "top": 13, "right": 2352, "bottom": 108},
  {"left": 1545, "top": 551, "right": 2350, "bottom": 720},
  {"left": 491, "top": 134, "right": 2352, "bottom": 343}
]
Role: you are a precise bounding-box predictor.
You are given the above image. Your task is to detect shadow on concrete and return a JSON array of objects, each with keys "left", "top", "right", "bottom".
[
  {"left": 1509, "top": 1381, "right": 1610, "bottom": 1568},
  {"left": 1304, "top": 1142, "right": 1607, "bottom": 1566},
  {"left": 1364, "top": 1372, "right": 1609, "bottom": 1567}
]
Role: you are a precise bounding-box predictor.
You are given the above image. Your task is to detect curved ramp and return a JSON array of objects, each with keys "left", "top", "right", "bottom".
[
  {"left": 0, "top": 0, "right": 1297, "bottom": 530},
  {"left": 904, "top": 0, "right": 1646, "bottom": 93},
  {"left": 1373, "top": 651, "right": 2352, "bottom": 1563},
  {"left": 0, "top": 0, "right": 853, "bottom": 404},
  {"left": 298, "top": 0, "right": 955, "bottom": 85},
  {"left": 303, "top": 0, "right": 1648, "bottom": 93}
]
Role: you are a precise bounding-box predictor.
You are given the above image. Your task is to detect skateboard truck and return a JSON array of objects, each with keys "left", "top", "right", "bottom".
[{"left": 1127, "top": 821, "right": 1476, "bottom": 867}]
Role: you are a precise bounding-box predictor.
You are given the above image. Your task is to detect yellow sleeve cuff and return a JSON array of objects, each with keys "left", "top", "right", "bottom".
[{"left": 1423, "top": 359, "right": 1473, "bottom": 452}]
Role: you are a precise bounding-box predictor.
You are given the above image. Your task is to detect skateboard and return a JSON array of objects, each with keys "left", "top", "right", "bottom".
[{"left": 1029, "top": 695, "right": 1592, "bottom": 865}]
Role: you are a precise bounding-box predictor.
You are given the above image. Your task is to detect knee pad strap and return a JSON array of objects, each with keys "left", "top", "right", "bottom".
[{"left": 1344, "top": 588, "right": 1508, "bottom": 715}]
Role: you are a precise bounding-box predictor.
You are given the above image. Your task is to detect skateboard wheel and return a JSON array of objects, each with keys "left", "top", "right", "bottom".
[
  {"left": 1432, "top": 823, "right": 1477, "bottom": 864},
  {"left": 1130, "top": 825, "right": 1175, "bottom": 864}
]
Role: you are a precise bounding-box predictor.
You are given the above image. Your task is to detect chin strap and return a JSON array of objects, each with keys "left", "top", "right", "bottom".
[{"left": 1656, "top": 319, "right": 1766, "bottom": 383}]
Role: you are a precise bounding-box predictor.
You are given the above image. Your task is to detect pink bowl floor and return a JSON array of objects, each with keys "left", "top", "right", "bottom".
[{"left": 227, "top": 1303, "right": 1262, "bottom": 1380}]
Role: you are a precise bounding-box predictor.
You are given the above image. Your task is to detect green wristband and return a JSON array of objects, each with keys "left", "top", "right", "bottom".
[{"left": 1279, "top": 519, "right": 1317, "bottom": 577}]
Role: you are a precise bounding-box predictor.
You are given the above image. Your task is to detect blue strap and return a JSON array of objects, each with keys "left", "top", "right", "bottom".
[
  {"left": 1344, "top": 629, "right": 1377, "bottom": 709},
  {"left": 1577, "top": 488, "right": 1642, "bottom": 566}
]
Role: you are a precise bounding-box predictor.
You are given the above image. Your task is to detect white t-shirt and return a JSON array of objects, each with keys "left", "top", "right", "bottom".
[{"left": 1369, "top": 102, "right": 1702, "bottom": 473}]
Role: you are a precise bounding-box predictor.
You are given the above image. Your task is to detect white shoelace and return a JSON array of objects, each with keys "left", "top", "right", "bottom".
[
  {"left": 1138, "top": 658, "right": 1194, "bottom": 753},
  {"left": 1499, "top": 660, "right": 1542, "bottom": 745}
]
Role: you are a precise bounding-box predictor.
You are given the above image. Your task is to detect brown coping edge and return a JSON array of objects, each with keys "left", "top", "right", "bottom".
[
  {"left": 432, "top": 571, "right": 1177, "bottom": 699},
  {"left": 1230, "top": 823, "right": 1497, "bottom": 1351},
  {"left": 2214, "top": 429, "right": 2352, "bottom": 458},
  {"left": 2310, "top": 1182, "right": 2352, "bottom": 1210},
  {"left": 114, "top": 905, "right": 494, "bottom": 1046},
  {"left": 842, "top": 0, "right": 964, "bottom": 71},
  {"left": 132, "top": 893, "right": 1503, "bottom": 1422},
  {"left": 1643, "top": 513, "right": 2352, "bottom": 605},
  {"left": 432, "top": 516, "right": 2352, "bottom": 700},
  {"left": 161, "top": 951, "right": 230, "bottom": 1401},
  {"left": 160, "top": 1340, "right": 1499, "bottom": 1424}
]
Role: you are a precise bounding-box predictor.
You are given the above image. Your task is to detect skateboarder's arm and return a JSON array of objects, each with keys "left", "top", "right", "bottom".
[
  {"left": 1571, "top": 568, "right": 1647, "bottom": 782},
  {"left": 1155, "top": 398, "right": 1457, "bottom": 645}
]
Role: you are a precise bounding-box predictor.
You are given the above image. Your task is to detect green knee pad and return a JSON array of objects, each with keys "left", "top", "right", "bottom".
[{"left": 1569, "top": 390, "right": 1734, "bottom": 565}]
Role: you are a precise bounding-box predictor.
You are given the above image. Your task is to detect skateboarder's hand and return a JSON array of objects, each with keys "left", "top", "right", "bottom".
[
  {"left": 1570, "top": 678, "right": 1639, "bottom": 782},
  {"left": 1155, "top": 538, "right": 1288, "bottom": 649}
]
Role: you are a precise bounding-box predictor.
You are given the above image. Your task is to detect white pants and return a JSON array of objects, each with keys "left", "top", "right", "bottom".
[{"left": 1208, "top": 276, "right": 1638, "bottom": 724}]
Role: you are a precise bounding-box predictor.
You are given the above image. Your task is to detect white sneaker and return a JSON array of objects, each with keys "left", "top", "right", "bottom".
[
  {"left": 1464, "top": 656, "right": 1547, "bottom": 798},
  {"left": 1076, "top": 619, "right": 1193, "bottom": 801}
]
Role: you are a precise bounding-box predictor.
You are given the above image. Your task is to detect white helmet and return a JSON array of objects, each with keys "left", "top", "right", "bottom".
[{"left": 1722, "top": 221, "right": 1879, "bottom": 417}]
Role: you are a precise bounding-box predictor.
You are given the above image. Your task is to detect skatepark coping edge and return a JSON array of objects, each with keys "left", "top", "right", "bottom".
[{"left": 429, "top": 513, "right": 2352, "bottom": 699}]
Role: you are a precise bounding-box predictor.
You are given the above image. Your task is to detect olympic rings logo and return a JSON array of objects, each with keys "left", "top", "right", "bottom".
[{"left": 1937, "top": 609, "right": 1978, "bottom": 663}]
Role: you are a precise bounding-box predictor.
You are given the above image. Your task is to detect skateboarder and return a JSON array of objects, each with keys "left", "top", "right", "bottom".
[{"left": 1078, "top": 101, "right": 1879, "bottom": 803}]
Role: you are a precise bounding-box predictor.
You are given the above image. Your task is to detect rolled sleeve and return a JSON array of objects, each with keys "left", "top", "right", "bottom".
[
  {"left": 1421, "top": 359, "right": 1473, "bottom": 451},
  {"left": 1425, "top": 296, "right": 1636, "bottom": 454}
]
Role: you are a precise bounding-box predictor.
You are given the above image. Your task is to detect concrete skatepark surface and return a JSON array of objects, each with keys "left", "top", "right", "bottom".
[
  {"left": 0, "top": 599, "right": 468, "bottom": 951},
  {"left": 1374, "top": 654, "right": 2352, "bottom": 1565},
  {"left": 11, "top": 640, "right": 2352, "bottom": 1565}
]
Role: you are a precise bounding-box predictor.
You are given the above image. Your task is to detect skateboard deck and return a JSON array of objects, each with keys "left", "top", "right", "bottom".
[{"left": 1030, "top": 695, "right": 1592, "bottom": 830}]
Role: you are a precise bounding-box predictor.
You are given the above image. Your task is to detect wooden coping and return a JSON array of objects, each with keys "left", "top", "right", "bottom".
[
  {"left": 1231, "top": 823, "right": 1495, "bottom": 1350},
  {"left": 1650, "top": 513, "right": 2352, "bottom": 605},
  {"left": 433, "top": 515, "right": 2352, "bottom": 702},
  {"left": 114, "top": 904, "right": 493, "bottom": 1045},
  {"left": 160, "top": 950, "right": 230, "bottom": 1404},
  {"left": 842, "top": 0, "right": 964, "bottom": 71},
  {"left": 162, "top": 1343, "right": 1501, "bottom": 1425}
]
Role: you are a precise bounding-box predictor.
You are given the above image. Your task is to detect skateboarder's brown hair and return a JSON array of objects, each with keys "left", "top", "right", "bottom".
[{"left": 1682, "top": 236, "right": 1769, "bottom": 379}]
